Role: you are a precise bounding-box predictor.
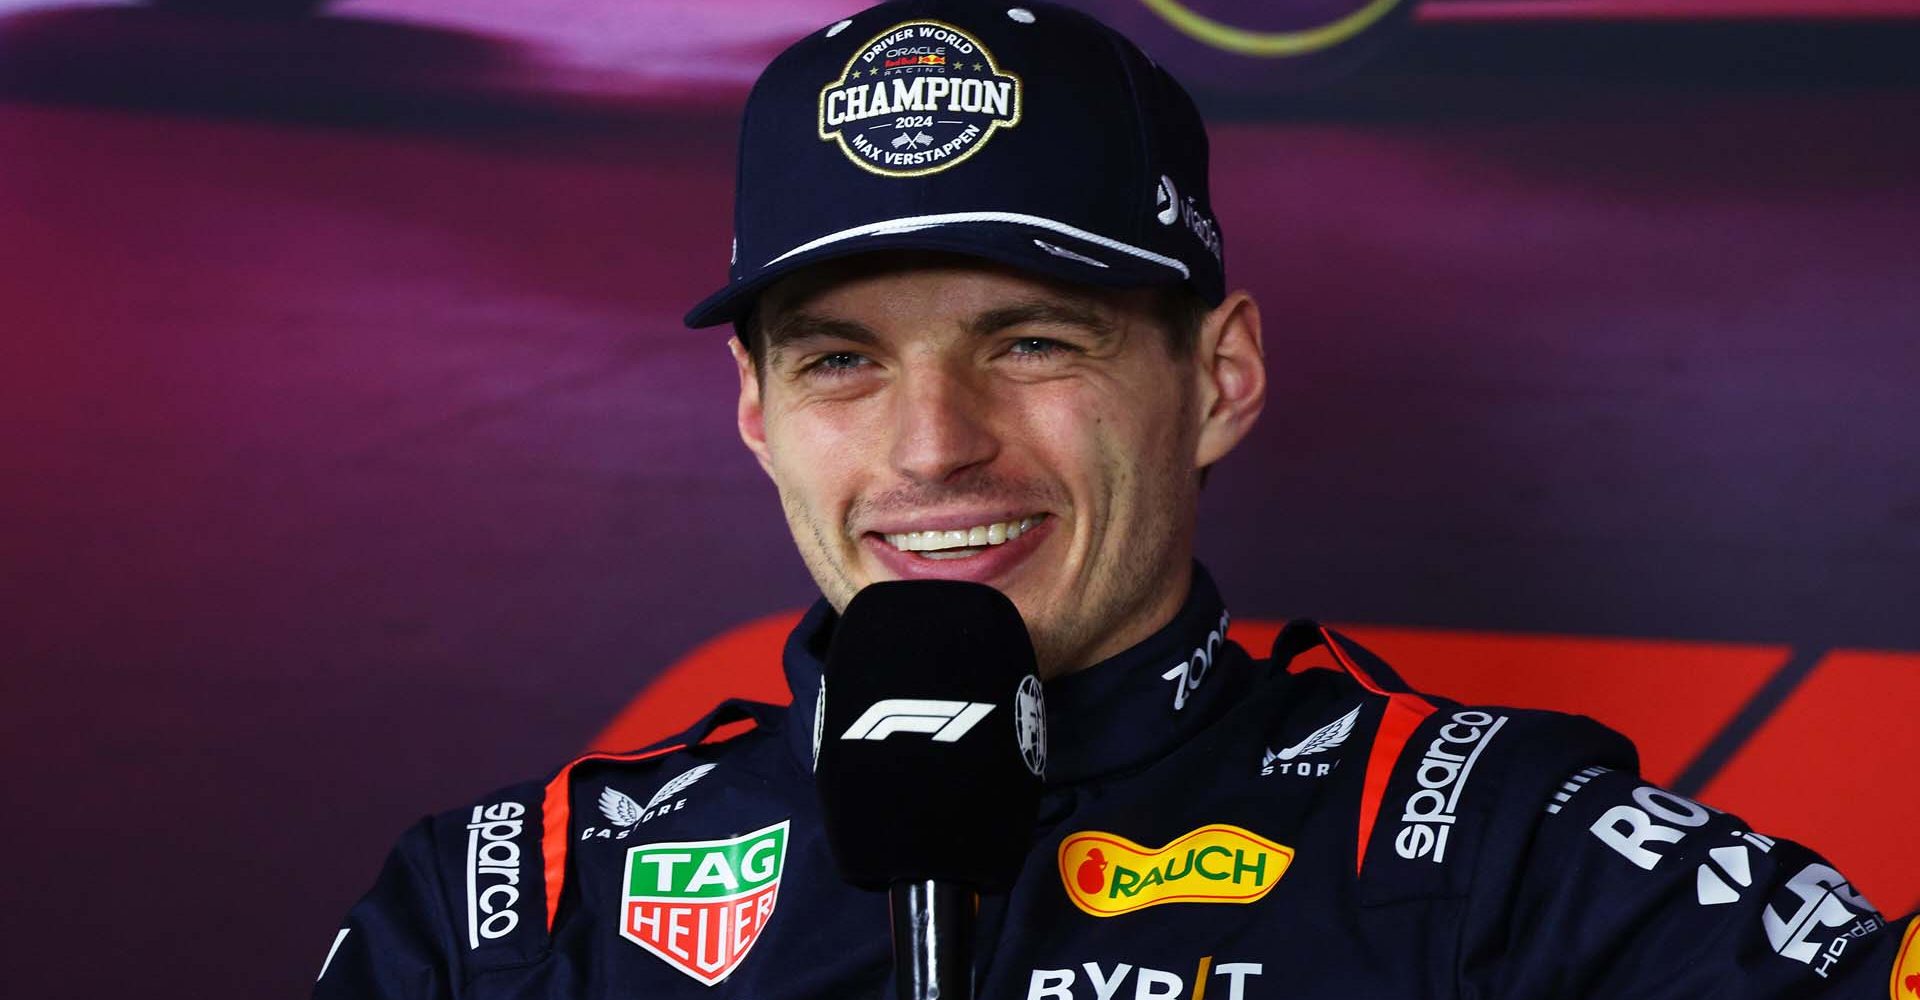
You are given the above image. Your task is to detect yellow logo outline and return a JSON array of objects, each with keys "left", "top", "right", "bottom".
[{"left": 1893, "top": 918, "right": 1920, "bottom": 1000}]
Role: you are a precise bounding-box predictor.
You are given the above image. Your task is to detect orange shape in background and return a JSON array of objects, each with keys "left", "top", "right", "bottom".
[
  {"left": 588, "top": 611, "right": 803, "bottom": 752},
  {"left": 1701, "top": 650, "right": 1920, "bottom": 915},
  {"left": 1321, "top": 626, "right": 1787, "bottom": 786}
]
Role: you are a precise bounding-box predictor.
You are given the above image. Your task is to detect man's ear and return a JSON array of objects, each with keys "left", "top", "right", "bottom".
[
  {"left": 1192, "top": 291, "right": 1267, "bottom": 470},
  {"left": 730, "top": 338, "right": 776, "bottom": 478}
]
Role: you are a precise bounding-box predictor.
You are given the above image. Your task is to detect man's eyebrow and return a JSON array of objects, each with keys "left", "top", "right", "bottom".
[
  {"left": 763, "top": 312, "right": 879, "bottom": 365},
  {"left": 967, "top": 299, "right": 1115, "bottom": 339}
]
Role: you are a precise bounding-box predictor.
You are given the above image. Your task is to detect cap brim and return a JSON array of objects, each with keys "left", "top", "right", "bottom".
[{"left": 683, "top": 220, "right": 1191, "bottom": 329}]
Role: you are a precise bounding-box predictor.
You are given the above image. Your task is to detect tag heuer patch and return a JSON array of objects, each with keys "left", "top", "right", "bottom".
[
  {"left": 818, "top": 19, "right": 1022, "bottom": 177},
  {"left": 620, "top": 819, "right": 789, "bottom": 985}
]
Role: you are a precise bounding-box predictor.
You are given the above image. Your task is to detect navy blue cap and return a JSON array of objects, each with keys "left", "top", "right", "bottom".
[{"left": 684, "top": 0, "right": 1226, "bottom": 329}]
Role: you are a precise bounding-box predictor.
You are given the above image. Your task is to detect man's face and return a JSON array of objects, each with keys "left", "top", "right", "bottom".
[{"left": 733, "top": 257, "right": 1215, "bottom": 677}]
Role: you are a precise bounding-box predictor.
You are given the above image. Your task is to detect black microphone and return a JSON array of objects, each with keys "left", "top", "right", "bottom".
[{"left": 815, "top": 580, "right": 1047, "bottom": 1000}]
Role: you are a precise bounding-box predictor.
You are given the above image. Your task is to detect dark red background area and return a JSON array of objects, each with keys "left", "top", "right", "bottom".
[{"left": 1, "top": 2, "right": 1916, "bottom": 996}]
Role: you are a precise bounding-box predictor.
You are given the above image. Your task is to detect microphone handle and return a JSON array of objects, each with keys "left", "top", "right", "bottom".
[{"left": 889, "top": 880, "right": 976, "bottom": 1000}]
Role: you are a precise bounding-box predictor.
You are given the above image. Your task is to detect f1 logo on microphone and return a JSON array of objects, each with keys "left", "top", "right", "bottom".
[{"left": 840, "top": 700, "right": 994, "bottom": 742}]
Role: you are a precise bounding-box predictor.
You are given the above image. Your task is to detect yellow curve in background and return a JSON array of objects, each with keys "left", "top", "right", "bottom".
[{"left": 1138, "top": 0, "right": 1410, "bottom": 58}]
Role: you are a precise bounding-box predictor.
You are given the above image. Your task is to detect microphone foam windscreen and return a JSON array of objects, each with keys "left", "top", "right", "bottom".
[{"left": 815, "top": 580, "right": 1047, "bottom": 892}]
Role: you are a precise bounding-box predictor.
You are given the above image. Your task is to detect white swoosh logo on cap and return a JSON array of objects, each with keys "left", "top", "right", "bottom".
[{"left": 1156, "top": 175, "right": 1179, "bottom": 225}]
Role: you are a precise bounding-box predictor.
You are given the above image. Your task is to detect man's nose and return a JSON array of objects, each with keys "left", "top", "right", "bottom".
[{"left": 887, "top": 364, "right": 1000, "bottom": 485}]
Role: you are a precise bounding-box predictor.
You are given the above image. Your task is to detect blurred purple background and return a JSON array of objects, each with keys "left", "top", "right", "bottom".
[{"left": 1, "top": 1, "right": 1917, "bottom": 996}]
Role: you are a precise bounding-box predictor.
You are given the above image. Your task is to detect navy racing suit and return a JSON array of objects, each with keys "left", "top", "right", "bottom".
[{"left": 315, "top": 567, "right": 1918, "bottom": 998}]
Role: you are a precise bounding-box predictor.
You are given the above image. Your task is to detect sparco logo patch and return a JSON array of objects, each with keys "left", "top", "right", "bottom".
[
  {"left": 620, "top": 820, "right": 789, "bottom": 986},
  {"left": 1058, "top": 824, "right": 1293, "bottom": 917},
  {"left": 1395, "top": 710, "right": 1507, "bottom": 864},
  {"left": 464, "top": 801, "right": 527, "bottom": 949},
  {"left": 818, "top": 20, "right": 1021, "bottom": 176}
]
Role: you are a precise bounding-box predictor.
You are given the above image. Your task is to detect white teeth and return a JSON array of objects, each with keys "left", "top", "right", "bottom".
[{"left": 882, "top": 515, "right": 1046, "bottom": 553}]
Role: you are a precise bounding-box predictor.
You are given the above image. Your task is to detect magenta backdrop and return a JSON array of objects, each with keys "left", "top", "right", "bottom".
[{"left": 1, "top": 3, "right": 1916, "bottom": 997}]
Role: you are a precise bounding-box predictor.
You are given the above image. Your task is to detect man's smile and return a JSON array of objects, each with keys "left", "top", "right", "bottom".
[
  {"left": 878, "top": 513, "right": 1047, "bottom": 557},
  {"left": 860, "top": 513, "right": 1056, "bottom": 582}
]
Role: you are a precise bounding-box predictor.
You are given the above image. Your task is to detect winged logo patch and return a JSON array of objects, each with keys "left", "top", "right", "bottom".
[
  {"left": 582, "top": 764, "right": 720, "bottom": 841},
  {"left": 600, "top": 787, "right": 644, "bottom": 827},
  {"left": 1261, "top": 704, "right": 1360, "bottom": 777},
  {"left": 646, "top": 763, "right": 717, "bottom": 810}
]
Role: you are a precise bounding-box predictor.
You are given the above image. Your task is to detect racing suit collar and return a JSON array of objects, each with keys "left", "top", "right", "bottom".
[{"left": 782, "top": 564, "right": 1254, "bottom": 785}]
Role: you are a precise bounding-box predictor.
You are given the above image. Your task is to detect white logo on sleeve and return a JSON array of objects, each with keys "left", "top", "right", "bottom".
[
  {"left": 1261, "top": 704, "right": 1359, "bottom": 777},
  {"left": 1696, "top": 840, "right": 1769, "bottom": 905},
  {"left": 1394, "top": 710, "right": 1507, "bottom": 864},
  {"left": 842, "top": 699, "right": 994, "bottom": 741},
  {"left": 646, "top": 763, "right": 717, "bottom": 811},
  {"left": 1763, "top": 862, "right": 1881, "bottom": 970},
  {"left": 464, "top": 801, "right": 526, "bottom": 949},
  {"left": 1589, "top": 784, "right": 1717, "bottom": 870},
  {"left": 583, "top": 764, "right": 719, "bottom": 842},
  {"left": 600, "top": 786, "right": 643, "bottom": 827}
]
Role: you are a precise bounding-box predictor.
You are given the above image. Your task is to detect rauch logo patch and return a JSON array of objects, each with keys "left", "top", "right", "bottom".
[
  {"left": 818, "top": 19, "right": 1021, "bottom": 177},
  {"left": 1058, "top": 824, "right": 1293, "bottom": 917},
  {"left": 619, "top": 819, "right": 789, "bottom": 985}
]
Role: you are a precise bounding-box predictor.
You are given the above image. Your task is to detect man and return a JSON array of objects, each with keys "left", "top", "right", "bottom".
[{"left": 315, "top": 2, "right": 1919, "bottom": 997}]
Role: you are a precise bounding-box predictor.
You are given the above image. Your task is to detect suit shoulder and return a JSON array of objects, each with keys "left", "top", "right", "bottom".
[
  {"left": 407, "top": 699, "right": 789, "bottom": 970},
  {"left": 1261, "top": 623, "right": 1641, "bottom": 898}
]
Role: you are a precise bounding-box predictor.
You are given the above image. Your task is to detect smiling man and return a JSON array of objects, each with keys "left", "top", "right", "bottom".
[{"left": 315, "top": 2, "right": 1916, "bottom": 998}]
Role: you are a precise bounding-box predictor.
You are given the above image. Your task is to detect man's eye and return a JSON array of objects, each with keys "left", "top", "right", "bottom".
[
  {"left": 804, "top": 352, "right": 870, "bottom": 375},
  {"left": 1008, "top": 337, "right": 1075, "bottom": 358}
]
